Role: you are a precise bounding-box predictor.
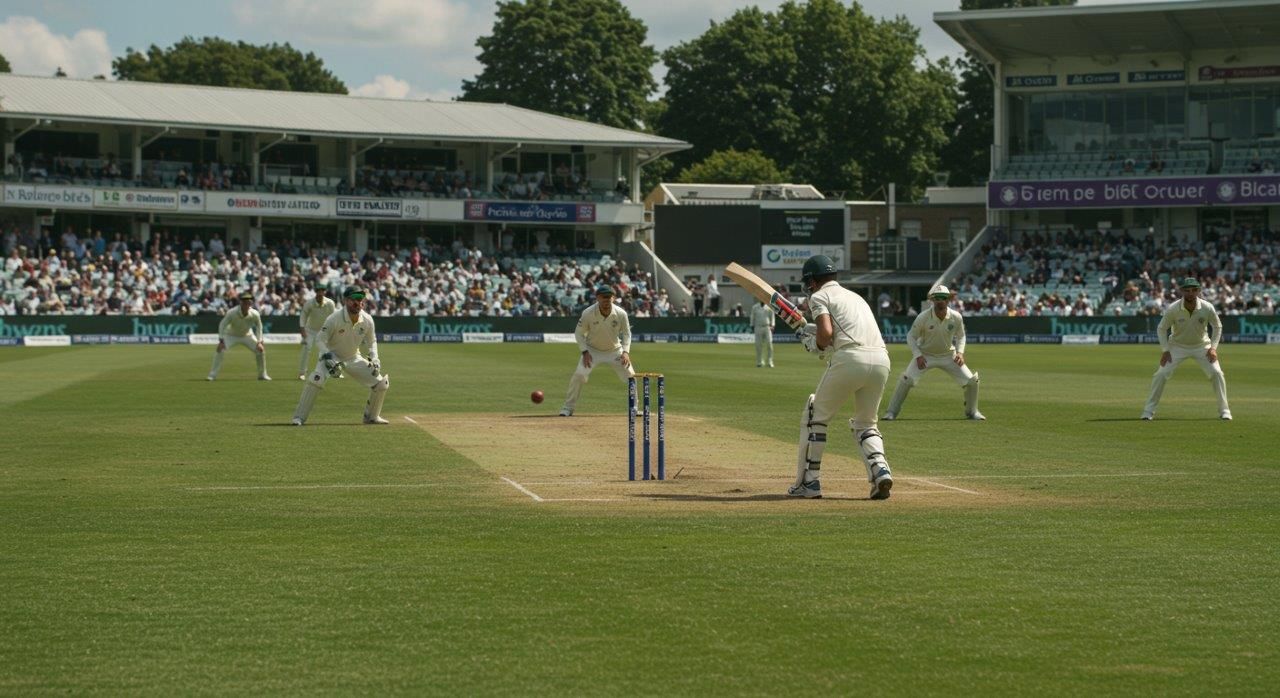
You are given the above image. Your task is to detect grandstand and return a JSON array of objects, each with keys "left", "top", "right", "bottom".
[
  {"left": 0, "top": 74, "right": 689, "bottom": 317},
  {"left": 935, "top": 0, "right": 1280, "bottom": 317}
]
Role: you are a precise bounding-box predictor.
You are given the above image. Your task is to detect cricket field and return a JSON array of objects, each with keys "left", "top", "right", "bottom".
[{"left": 2, "top": 343, "right": 1276, "bottom": 694}]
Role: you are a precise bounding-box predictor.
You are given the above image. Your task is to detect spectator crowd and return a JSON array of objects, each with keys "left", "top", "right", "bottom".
[
  {"left": 0, "top": 222, "right": 682, "bottom": 318},
  {"left": 944, "top": 226, "right": 1280, "bottom": 317}
]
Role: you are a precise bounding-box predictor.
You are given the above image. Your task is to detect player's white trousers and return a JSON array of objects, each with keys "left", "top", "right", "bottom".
[
  {"left": 886, "top": 352, "right": 976, "bottom": 415},
  {"left": 298, "top": 332, "right": 321, "bottom": 375},
  {"left": 795, "top": 347, "right": 891, "bottom": 486},
  {"left": 561, "top": 347, "right": 635, "bottom": 411},
  {"left": 755, "top": 329, "right": 774, "bottom": 366},
  {"left": 209, "top": 335, "right": 266, "bottom": 379},
  {"left": 1144, "top": 345, "right": 1229, "bottom": 415}
]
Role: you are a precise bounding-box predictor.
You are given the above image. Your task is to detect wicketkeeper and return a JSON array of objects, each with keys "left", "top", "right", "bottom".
[
  {"left": 292, "top": 285, "right": 389, "bottom": 426},
  {"left": 883, "top": 285, "right": 984, "bottom": 421},
  {"left": 1142, "top": 277, "right": 1231, "bottom": 421}
]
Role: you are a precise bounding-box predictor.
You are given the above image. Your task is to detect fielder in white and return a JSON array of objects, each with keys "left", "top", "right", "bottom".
[
  {"left": 1142, "top": 277, "right": 1231, "bottom": 421},
  {"left": 297, "top": 282, "right": 337, "bottom": 380},
  {"left": 792, "top": 255, "right": 894, "bottom": 500},
  {"left": 559, "top": 285, "right": 634, "bottom": 416},
  {"left": 883, "top": 285, "right": 984, "bottom": 421},
  {"left": 208, "top": 291, "right": 270, "bottom": 381},
  {"left": 292, "top": 285, "right": 390, "bottom": 426},
  {"left": 750, "top": 300, "right": 775, "bottom": 367}
]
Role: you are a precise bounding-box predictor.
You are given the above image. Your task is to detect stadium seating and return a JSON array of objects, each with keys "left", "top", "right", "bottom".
[
  {"left": 946, "top": 227, "right": 1280, "bottom": 317},
  {"left": 0, "top": 222, "right": 672, "bottom": 317},
  {"left": 998, "top": 142, "right": 1211, "bottom": 181}
]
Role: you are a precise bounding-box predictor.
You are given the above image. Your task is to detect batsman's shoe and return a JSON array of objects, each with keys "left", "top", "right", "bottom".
[
  {"left": 363, "top": 415, "right": 390, "bottom": 425},
  {"left": 768, "top": 362, "right": 774, "bottom": 368},
  {"left": 206, "top": 375, "right": 215, "bottom": 381},
  {"left": 882, "top": 412, "right": 897, "bottom": 421},
  {"left": 1141, "top": 412, "right": 1154, "bottom": 421},
  {"left": 1221, "top": 411, "right": 1233, "bottom": 421},
  {"left": 291, "top": 417, "right": 304, "bottom": 426},
  {"left": 558, "top": 407, "right": 573, "bottom": 417},
  {"left": 259, "top": 375, "right": 272, "bottom": 381},
  {"left": 869, "top": 466, "right": 893, "bottom": 500},
  {"left": 297, "top": 374, "right": 306, "bottom": 381},
  {"left": 966, "top": 411, "right": 986, "bottom": 421},
  {"left": 786, "top": 480, "right": 822, "bottom": 499}
]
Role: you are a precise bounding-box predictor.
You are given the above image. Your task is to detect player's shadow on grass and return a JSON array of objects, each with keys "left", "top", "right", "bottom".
[
  {"left": 636, "top": 493, "right": 873, "bottom": 502},
  {"left": 251, "top": 423, "right": 371, "bottom": 427},
  {"left": 1086, "top": 417, "right": 1221, "bottom": 422},
  {"left": 508, "top": 415, "right": 569, "bottom": 419}
]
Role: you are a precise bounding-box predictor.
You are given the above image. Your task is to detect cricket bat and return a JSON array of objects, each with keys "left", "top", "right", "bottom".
[{"left": 723, "top": 262, "right": 807, "bottom": 332}]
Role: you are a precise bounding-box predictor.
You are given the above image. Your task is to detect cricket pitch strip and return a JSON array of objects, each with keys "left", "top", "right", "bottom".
[{"left": 407, "top": 413, "right": 1027, "bottom": 510}]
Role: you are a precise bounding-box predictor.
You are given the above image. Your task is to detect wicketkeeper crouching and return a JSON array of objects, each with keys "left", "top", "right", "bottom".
[{"left": 292, "top": 285, "right": 390, "bottom": 425}]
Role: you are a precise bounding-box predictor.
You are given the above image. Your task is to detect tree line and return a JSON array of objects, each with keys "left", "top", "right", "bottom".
[{"left": 3, "top": 0, "right": 1074, "bottom": 198}]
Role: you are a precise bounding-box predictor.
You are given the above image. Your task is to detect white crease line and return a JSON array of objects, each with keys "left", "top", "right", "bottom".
[
  {"left": 500, "top": 476, "right": 544, "bottom": 502},
  {"left": 519, "top": 480, "right": 597, "bottom": 486},
  {"left": 906, "top": 477, "right": 981, "bottom": 495},
  {"left": 186, "top": 483, "right": 449, "bottom": 492},
  {"left": 543, "top": 498, "right": 619, "bottom": 502},
  {"left": 403, "top": 416, "right": 418, "bottom": 424}
]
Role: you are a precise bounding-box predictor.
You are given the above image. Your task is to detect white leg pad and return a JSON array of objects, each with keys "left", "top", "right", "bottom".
[
  {"left": 795, "top": 394, "right": 826, "bottom": 487},
  {"left": 293, "top": 380, "right": 322, "bottom": 424},
  {"left": 365, "top": 374, "right": 390, "bottom": 421},
  {"left": 886, "top": 374, "right": 913, "bottom": 416},
  {"left": 855, "top": 426, "right": 889, "bottom": 482},
  {"left": 964, "top": 373, "right": 980, "bottom": 416}
]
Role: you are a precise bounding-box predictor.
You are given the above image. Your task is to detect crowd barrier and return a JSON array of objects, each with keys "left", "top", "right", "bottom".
[
  {"left": 3, "top": 331, "right": 1278, "bottom": 347},
  {"left": 2, "top": 315, "right": 1279, "bottom": 346}
]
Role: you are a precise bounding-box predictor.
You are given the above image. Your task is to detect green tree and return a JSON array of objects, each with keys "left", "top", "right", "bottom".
[
  {"left": 677, "top": 149, "right": 789, "bottom": 184},
  {"left": 661, "top": 0, "right": 955, "bottom": 199},
  {"left": 660, "top": 7, "right": 799, "bottom": 173},
  {"left": 0, "top": 52, "right": 10, "bottom": 73},
  {"left": 461, "top": 0, "right": 657, "bottom": 129},
  {"left": 938, "top": 0, "right": 1076, "bottom": 185},
  {"left": 113, "top": 37, "right": 346, "bottom": 93}
]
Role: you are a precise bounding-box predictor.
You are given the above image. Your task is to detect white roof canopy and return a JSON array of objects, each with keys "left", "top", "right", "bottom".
[
  {"left": 0, "top": 74, "right": 689, "bottom": 154},
  {"left": 935, "top": 0, "right": 1280, "bottom": 62}
]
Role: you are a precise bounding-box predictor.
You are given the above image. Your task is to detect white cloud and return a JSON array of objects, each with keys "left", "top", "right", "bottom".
[
  {"left": 352, "top": 74, "right": 456, "bottom": 102},
  {"left": 0, "top": 15, "right": 113, "bottom": 78},
  {"left": 233, "top": 0, "right": 475, "bottom": 49}
]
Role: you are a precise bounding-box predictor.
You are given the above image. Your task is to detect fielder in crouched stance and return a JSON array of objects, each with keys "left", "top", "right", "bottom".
[
  {"left": 793, "top": 255, "right": 894, "bottom": 500},
  {"left": 884, "top": 285, "right": 984, "bottom": 421},
  {"left": 1142, "top": 277, "right": 1231, "bottom": 421},
  {"left": 559, "top": 285, "right": 634, "bottom": 416},
  {"left": 292, "top": 285, "right": 390, "bottom": 425},
  {"left": 208, "top": 290, "right": 270, "bottom": 381}
]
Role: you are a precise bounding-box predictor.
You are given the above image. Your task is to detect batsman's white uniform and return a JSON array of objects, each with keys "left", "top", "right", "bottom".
[
  {"left": 1143, "top": 298, "right": 1229, "bottom": 418},
  {"left": 796, "top": 281, "right": 892, "bottom": 493},
  {"left": 208, "top": 308, "right": 267, "bottom": 380},
  {"left": 884, "top": 308, "right": 980, "bottom": 418},
  {"left": 560, "top": 304, "right": 634, "bottom": 414},
  {"left": 292, "top": 308, "right": 389, "bottom": 424},
  {"left": 750, "top": 302, "right": 775, "bottom": 367},
  {"left": 298, "top": 295, "right": 337, "bottom": 375}
]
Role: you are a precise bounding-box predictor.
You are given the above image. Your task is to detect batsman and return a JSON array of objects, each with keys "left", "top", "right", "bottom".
[
  {"left": 292, "top": 285, "right": 390, "bottom": 426},
  {"left": 724, "top": 257, "right": 894, "bottom": 500}
]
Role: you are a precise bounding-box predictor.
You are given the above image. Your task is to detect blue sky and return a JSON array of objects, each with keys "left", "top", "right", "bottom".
[{"left": 0, "top": 0, "right": 1150, "bottom": 100}]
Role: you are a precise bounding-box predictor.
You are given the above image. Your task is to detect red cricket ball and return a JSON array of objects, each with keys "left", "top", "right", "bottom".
[{"left": 531, "top": 390, "right": 544, "bottom": 404}]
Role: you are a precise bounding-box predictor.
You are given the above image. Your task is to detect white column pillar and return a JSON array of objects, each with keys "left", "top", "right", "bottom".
[
  {"left": 347, "top": 139, "right": 356, "bottom": 186},
  {"left": 132, "top": 126, "right": 143, "bottom": 182},
  {"left": 250, "top": 134, "right": 260, "bottom": 185}
]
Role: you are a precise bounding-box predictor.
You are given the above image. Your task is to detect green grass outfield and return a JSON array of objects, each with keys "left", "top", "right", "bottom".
[{"left": 1, "top": 342, "right": 1277, "bottom": 695}]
